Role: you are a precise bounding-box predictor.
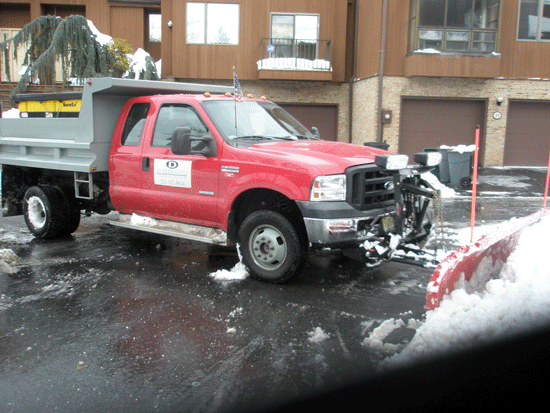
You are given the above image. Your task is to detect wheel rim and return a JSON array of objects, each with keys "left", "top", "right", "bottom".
[
  {"left": 26, "top": 196, "right": 47, "bottom": 229},
  {"left": 249, "top": 224, "right": 287, "bottom": 271}
]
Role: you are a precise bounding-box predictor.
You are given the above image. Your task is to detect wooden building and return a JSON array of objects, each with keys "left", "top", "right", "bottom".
[{"left": 1, "top": 0, "right": 550, "bottom": 166}]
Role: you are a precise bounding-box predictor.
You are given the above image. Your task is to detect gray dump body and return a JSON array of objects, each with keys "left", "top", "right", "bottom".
[{"left": 0, "top": 78, "right": 233, "bottom": 173}]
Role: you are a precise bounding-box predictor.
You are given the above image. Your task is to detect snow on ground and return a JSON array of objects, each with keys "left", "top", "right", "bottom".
[
  {"left": 381, "top": 213, "right": 550, "bottom": 369},
  {"left": 197, "top": 172, "right": 550, "bottom": 366}
]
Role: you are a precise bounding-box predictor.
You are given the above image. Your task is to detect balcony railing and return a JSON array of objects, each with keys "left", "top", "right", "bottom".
[{"left": 258, "top": 38, "right": 332, "bottom": 71}]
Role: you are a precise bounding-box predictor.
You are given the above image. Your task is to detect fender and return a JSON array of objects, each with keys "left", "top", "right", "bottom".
[{"left": 218, "top": 169, "right": 312, "bottom": 226}]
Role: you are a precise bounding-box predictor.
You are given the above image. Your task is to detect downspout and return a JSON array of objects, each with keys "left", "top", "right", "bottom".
[
  {"left": 376, "top": 0, "right": 388, "bottom": 143},
  {"left": 349, "top": 0, "right": 359, "bottom": 143}
]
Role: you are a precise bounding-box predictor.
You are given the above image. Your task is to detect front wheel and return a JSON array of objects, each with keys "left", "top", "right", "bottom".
[{"left": 238, "top": 210, "right": 307, "bottom": 283}]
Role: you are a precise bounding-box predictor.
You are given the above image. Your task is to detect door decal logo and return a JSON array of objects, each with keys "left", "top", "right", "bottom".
[{"left": 154, "top": 159, "right": 192, "bottom": 188}]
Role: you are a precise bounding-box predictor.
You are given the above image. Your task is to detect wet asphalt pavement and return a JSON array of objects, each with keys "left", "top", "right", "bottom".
[{"left": 0, "top": 167, "right": 548, "bottom": 413}]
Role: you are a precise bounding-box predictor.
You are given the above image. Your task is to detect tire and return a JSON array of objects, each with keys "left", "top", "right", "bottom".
[
  {"left": 60, "top": 188, "right": 82, "bottom": 236},
  {"left": 238, "top": 210, "right": 307, "bottom": 283},
  {"left": 61, "top": 208, "right": 81, "bottom": 236},
  {"left": 23, "top": 186, "right": 73, "bottom": 239}
]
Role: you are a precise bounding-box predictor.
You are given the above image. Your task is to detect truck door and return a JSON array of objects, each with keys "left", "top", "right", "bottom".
[
  {"left": 109, "top": 101, "right": 152, "bottom": 213},
  {"left": 138, "top": 103, "right": 219, "bottom": 226}
]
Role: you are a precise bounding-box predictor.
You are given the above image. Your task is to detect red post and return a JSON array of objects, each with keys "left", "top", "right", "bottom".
[
  {"left": 544, "top": 148, "right": 550, "bottom": 208},
  {"left": 470, "top": 126, "right": 480, "bottom": 243}
]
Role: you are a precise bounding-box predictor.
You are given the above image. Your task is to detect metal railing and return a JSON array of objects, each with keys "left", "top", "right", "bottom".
[
  {"left": 258, "top": 38, "right": 332, "bottom": 71},
  {"left": 415, "top": 27, "right": 498, "bottom": 54}
]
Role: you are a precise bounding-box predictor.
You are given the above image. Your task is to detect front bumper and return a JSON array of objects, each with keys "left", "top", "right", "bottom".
[{"left": 296, "top": 200, "right": 394, "bottom": 247}]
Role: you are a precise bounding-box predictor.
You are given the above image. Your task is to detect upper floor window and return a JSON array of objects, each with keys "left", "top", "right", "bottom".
[
  {"left": 270, "top": 14, "right": 319, "bottom": 57},
  {"left": 408, "top": 0, "right": 500, "bottom": 54},
  {"left": 518, "top": 0, "right": 550, "bottom": 40},
  {"left": 186, "top": 2, "right": 239, "bottom": 45}
]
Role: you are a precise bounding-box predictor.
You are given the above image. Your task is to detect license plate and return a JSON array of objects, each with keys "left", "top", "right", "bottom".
[{"left": 381, "top": 216, "right": 395, "bottom": 232}]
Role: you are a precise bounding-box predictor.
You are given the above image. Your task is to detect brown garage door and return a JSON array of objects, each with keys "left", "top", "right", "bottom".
[
  {"left": 399, "top": 98, "right": 486, "bottom": 164},
  {"left": 278, "top": 104, "right": 338, "bottom": 141},
  {"left": 505, "top": 101, "right": 550, "bottom": 166}
]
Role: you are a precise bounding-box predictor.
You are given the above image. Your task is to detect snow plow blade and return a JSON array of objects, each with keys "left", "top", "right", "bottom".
[{"left": 425, "top": 208, "right": 550, "bottom": 311}]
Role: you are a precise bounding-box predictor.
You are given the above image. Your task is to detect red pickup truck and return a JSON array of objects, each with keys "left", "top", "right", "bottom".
[{"left": 0, "top": 78, "right": 441, "bottom": 283}]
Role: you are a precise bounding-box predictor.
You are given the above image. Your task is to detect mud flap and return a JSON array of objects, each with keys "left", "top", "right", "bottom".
[{"left": 425, "top": 208, "right": 550, "bottom": 311}]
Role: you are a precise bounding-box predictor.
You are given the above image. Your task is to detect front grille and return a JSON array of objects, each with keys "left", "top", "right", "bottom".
[{"left": 346, "top": 164, "right": 394, "bottom": 211}]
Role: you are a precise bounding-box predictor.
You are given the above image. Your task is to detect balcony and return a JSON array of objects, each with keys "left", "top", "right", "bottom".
[{"left": 257, "top": 38, "right": 333, "bottom": 81}]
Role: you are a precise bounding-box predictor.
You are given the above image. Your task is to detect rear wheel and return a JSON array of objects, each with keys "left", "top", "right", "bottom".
[
  {"left": 238, "top": 210, "right": 307, "bottom": 283},
  {"left": 23, "top": 186, "right": 77, "bottom": 239}
]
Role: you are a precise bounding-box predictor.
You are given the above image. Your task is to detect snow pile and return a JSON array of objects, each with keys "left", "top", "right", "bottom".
[
  {"left": 308, "top": 327, "right": 330, "bottom": 343},
  {"left": 210, "top": 245, "right": 249, "bottom": 282},
  {"left": 87, "top": 20, "right": 111, "bottom": 45},
  {"left": 130, "top": 213, "right": 158, "bottom": 227},
  {"left": 440, "top": 144, "right": 476, "bottom": 153},
  {"left": 1, "top": 108, "right": 20, "bottom": 118},
  {"left": 421, "top": 172, "right": 456, "bottom": 198},
  {"left": 384, "top": 213, "right": 550, "bottom": 368},
  {"left": 257, "top": 57, "right": 331, "bottom": 71},
  {"left": 210, "top": 261, "right": 248, "bottom": 282},
  {"left": 0, "top": 248, "right": 19, "bottom": 274},
  {"left": 87, "top": 20, "right": 160, "bottom": 80}
]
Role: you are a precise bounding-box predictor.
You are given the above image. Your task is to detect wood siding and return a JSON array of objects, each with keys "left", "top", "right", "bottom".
[
  {"left": 357, "top": 0, "right": 550, "bottom": 80},
  {"left": 3, "top": 0, "right": 550, "bottom": 81},
  {"left": 161, "top": 0, "right": 349, "bottom": 81},
  {"left": 110, "top": 6, "right": 145, "bottom": 52}
]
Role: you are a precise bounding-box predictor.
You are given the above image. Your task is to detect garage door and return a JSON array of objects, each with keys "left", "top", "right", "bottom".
[
  {"left": 399, "top": 98, "right": 486, "bottom": 164},
  {"left": 505, "top": 101, "right": 550, "bottom": 166},
  {"left": 278, "top": 104, "right": 338, "bottom": 141}
]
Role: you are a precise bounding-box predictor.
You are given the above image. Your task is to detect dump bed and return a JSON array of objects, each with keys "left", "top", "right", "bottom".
[{"left": 0, "top": 78, "right": 232, "bottom": 172}]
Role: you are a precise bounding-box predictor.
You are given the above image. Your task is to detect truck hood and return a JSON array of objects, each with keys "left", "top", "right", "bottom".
[{"left": 242, "top": 140, "right": 390, "bottom": 175}]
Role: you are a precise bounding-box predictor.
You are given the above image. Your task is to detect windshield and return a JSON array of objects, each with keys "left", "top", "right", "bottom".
[{"left": 201, "top": 100, "right": 318, "bottom": 146}]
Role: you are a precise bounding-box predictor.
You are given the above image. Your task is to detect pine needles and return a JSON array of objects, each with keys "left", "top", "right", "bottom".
[{"left": 0, "top": 15, "right": 158, "bottom": 98}]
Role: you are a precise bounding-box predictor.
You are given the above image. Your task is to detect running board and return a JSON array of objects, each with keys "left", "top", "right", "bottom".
[{"left": 109, "top": 213, "right": 228, "bottom": 245}]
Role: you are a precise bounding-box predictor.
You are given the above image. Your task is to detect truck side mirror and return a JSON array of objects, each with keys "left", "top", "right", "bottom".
[
  {"left": 171, "top": 126, "right": 217, "bottom": 157},
  {"left": 171, "top": 127, "right": 192, "bottom": 155}
]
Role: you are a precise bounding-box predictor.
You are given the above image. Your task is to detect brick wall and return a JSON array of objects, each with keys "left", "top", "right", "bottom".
[{"left": 351, "top": 76, "right": 550, "bottom": 166}]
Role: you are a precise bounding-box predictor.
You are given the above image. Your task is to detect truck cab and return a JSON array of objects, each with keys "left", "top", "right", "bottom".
[{"left": 0, "top": 78, "right": 441, "bottom": 284}]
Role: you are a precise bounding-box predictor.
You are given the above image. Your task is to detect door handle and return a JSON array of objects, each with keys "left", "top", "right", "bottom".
[{"left": 142, "top": 157, "right": 150, "bottom": 172}]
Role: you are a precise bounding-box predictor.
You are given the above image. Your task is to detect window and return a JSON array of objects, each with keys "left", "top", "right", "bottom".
[
  {"left": 186, "top": 2, "right": 239, "bottom": 45},
  {"left": 518, "top": 0, "right": 550, "bottom": 40},
  {"left": 270, "top": 13, "right": 319, "bottom": 59},
  {"left": 409, "top": 0, "right": 500, "bottom": 53},
  {"left": 149, "top": 13, "right": 162, "bottom": 43},
  {"left": 121, "top": 103, "right": 150, "bottom": 146},
  {"left": 152, "top": 104, "right": 208, "bottom": 147},
  {"left": 201, "top": 100, "right": 314, "bottom": 145}
]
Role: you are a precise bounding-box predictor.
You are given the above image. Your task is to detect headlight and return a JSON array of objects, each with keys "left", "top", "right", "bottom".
[
  {"left": 374, "top": 154, "right": 409, "bottom": 170},
  {"left": 310, "top": 174, "right": 346, "bottom": 201},
  {"left": 414, "top": 152, "right": 442, "bottom": 166}
]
